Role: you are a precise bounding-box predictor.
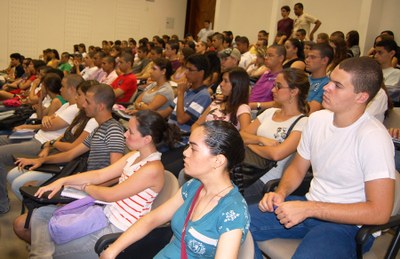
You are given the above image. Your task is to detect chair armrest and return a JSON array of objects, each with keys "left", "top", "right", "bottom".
[
  {"left": 356, "top": 215, "right": 400, "bottom": 259},
  {"left": 95, "top": 224, "right": 173, "bottom": 258},
  {"left": 95, "top": 232, "right": 122, "bottom": 255},
  {"left": 356, "top": 214, "right": 400, "bottom": 245},
  {"left": 263, "top": 172, "right": 313, "bottom": 196}
]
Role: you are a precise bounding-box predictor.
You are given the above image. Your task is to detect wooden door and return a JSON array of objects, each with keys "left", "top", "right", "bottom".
[{"left": 185, "top": 0, "right": 216, "bottom": 39}]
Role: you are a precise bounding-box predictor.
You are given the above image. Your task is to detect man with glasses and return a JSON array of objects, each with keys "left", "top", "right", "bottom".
[
  {"left": 166, "top": 54, "right": 212, "bottom": 136},
  {"left": 305, "top": 43, "right": 333, "bottom": 113},
  {"left": 249, "top": 45, "right": 285, "bottom": 111}
]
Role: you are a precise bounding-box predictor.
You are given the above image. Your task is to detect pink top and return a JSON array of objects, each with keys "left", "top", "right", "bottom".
[{"left": 205, "top": 101, "right": 251, "bottom": 130}]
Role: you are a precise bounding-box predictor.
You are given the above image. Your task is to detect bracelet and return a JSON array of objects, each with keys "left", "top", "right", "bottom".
[{"left": 40, "top": 141, "right": 48, "bottom": 149}]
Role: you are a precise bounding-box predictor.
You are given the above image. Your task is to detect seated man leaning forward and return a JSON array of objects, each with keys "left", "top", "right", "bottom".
[{"left": 249, "top": 57, "right": 396, "bottom": 259}]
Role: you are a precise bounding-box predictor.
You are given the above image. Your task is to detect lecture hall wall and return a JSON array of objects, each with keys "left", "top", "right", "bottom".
[
  {"left": 0, "top": 0, "right": 187, "bottom": 68},
  {"left": 0, "top": 0, "right": 398, "bottom": 68}
]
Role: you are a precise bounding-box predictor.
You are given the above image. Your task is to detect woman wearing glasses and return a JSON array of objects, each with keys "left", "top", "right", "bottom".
[{"left": 240, "top": 68, "right": 309, "bottom": 203}]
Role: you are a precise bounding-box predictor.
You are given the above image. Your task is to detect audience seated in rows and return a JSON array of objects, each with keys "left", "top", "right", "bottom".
[{"left": 15, "top": 110, "right": 177, "bottom": 258}]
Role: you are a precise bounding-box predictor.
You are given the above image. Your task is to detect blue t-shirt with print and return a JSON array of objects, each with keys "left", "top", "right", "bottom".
[
  {"left": 307, "top": 76, "right": 330, "bottom": 103},
  {"left": 155, "top": 179, "right": 250, "bottom": 258},
  {"left": 168, "top": 85, "right": 211, "bottom": 133}
]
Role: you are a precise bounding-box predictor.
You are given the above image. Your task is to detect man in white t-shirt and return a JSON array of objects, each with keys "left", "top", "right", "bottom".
[
  {"left": 79, "top": 51, "right": 99, "bottom": 80},
  {"left": 0, "top": 74, "right": 83, "bottom": 213},
  {"left": 197, "top": 20, "right": 214, "bottom": 42},
  {"left": 250, "top": 57, "right": 395, "bottom": 258},
  {"left": 375, "top": 39, "right": 400, "bottom": 104},
  {"left": 236, "top": 36, "right": 256, "bottom": 70},
  {"left": 292, "top": 3, "right": 321, "bottom": 41}
]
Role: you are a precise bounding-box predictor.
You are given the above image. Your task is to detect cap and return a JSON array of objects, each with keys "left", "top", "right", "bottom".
[{"left": 218, "top": 48, "right": 241, "bottom": 61}]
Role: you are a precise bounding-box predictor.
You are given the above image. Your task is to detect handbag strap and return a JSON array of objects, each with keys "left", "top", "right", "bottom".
[
  {"left": 181, "top": 184, "right": 203, "bottom": 259},
  {"left": 284, "top": 115, "right": 307, "bottom": 139}
]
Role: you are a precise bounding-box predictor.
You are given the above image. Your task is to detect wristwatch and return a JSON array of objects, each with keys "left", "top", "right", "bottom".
[
  {"left": 256, "top": 102, "right": 261, "bottom": 110},
  {"left": 49, "top": 139, "right": 56, "bottom": 146}
]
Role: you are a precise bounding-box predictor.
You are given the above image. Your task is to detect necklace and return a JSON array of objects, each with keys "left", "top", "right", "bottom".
[{"left": 191, "top": 184, "right": 233, "bottom": 220}]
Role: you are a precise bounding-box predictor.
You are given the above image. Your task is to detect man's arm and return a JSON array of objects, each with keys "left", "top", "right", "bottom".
[
  {"left": 41, "top": 116, "right": 70, "bottom": 131},
  {"left": 114, "top": 88, "right": 125, "bottom": 99},
  {"left": 276, "top": 178, "right": 395, "bottom": 228},
  {"left": 309, "top": 20, "right": 322, "bottom": 41},
  {"left": 259, "top": 153, "right": 310, "bottom": 212},
  {"left": 175, "top": 84, "right": 192, "bottom": 124}
]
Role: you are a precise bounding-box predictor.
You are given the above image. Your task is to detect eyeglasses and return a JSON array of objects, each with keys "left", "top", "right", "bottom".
[
  {"left": 306, "top": 55, "right": 322, "bottom": 60},
  {"left": 185, "top": 66, "right": 198, "bottom": 72},
  {"left": 273, "top": 82, "right": 290, "bottom": 90},
  {"left": 265, "top": 53, "right": 277, "bottom": 58}
]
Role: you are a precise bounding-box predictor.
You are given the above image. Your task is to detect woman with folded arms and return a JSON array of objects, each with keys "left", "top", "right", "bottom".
[{"left": 125, "top": 58, "right": 174, "bottom": 118}]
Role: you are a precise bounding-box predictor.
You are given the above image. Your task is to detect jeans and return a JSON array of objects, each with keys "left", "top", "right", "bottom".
[
  {"left": 30, "top": 205, "right": 121, "bottom": 259},
  {"left": 0, "top": 136, "right": 42, "bottom": 211},
  {"left": 243, "top": 179, "right": 265, "bottom": 205},
  {"left": 395, "top": 150, "right": 400, "bottom": 172},
  {"left": 7, "top": 167, "right": 54, "bottom": 200},
  {"left": 249, "top": 196, "right": 375, "bottom": 259}
]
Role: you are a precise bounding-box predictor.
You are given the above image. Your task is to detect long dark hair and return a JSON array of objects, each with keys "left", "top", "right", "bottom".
[
  {"left": 281, "top": 68, "right": 310, "bottom": 115},
  {"left": 202, "top": 120, "right": 245, "bottom": 171},
  {"left": 288, "top": 38, "right": 305, "bottom": 60},
  {"left": 62, "top": 80, "right": 98, "bottom": 142},
  {"left": 223, "top": 67, "right": 250, "bottom": 126},
  {"left": 133, "top": 110, "right": 180, "bottom": 148}
]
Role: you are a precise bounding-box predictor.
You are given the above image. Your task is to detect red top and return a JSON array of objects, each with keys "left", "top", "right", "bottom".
[{"left": 111, "top": 72, "right": 137, "bottom": 102}]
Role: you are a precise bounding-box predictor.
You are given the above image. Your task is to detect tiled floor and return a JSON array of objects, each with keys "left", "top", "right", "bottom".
[{"left": 0, "top": 185, "right": 29, "bottom": 259}]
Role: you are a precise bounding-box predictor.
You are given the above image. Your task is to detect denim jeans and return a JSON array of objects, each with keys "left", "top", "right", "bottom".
[
  {"left": 30, "top": 205, "right": 122, "bottom": 259},
  {"left": 7, "top": 167, "right": 54, "bottom": 200},
  {"left": 249, "top": 196, "right": 375, "bottom": 259},
  {"left": 0, "top": 136, "right": 42, "bottom": 211}
]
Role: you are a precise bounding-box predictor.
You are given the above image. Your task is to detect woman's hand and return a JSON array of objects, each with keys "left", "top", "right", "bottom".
[
  {"left": 125, "top": 109, "right": 138, "bottom": 115},
  {"left": 257, "top": 136, "right": 279, "bottom": 147},
  {"left": 42, "top": 116, "right": 53, "bottom": 128},
  {"left": 15, "top": 157, "right": 44, "bottom": 171},
  {"left": 35, "top": 179, "right": 64, "bottom": 199},
  {"left": 389, "top": 128, "right": 400, "bottom": 139},
  {"left": 99, "top": 246, "right": 118, "bottom": 259},
  {"left": 13, "top": 125, "right": 28, "bottom": 132}
]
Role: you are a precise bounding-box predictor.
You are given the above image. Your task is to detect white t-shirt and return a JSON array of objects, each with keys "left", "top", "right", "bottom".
[
  {"left": 239, "top": 51, "right": 256, "bottom": 70},
  {"left": 293, "top": 13, "right": 318, "bottom": 40},
  {"left": 100, "top": 70, "right": 118, "bottom": 85},
  {"left": 81, "top": 66, "right": 99, "bottom": 80},
  {"left": 383, "top": 67, "right": 400, "bottom": 87},
  {"left": 34, "top": 103, "right": 79, "bottom": 143},
  {"left": 366, "top": 88, "right": 388, "bottom": 123},
  {"left": 256, "top": 108, "right": 308, "bottom": 183},
  {"left": 298, "top": 110, "right": 395, "bottom": 203}
]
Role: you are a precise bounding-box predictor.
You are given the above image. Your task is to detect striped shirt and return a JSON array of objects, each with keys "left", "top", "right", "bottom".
[
  {"left": 83, "top": 118, "right": 125, "bottom": 170},
  {"left": 104, "top": 151, "right": 161, "bottom": 231}
]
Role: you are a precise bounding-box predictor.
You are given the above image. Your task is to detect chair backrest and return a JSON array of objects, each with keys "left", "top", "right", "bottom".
[
  {"left": 152, "top": 170, "right": 179, "bottom": 210},
  {"left": 384, "top": 107, "right": 400, "bottom": 129},
  {"left": 238, "top": 231, "right": 254, "bottom": 259},
  {"left": 128, "top": 88, "right": 138, "bottom": 103},
  {"left": 391, "top": 171, "right": 400, "bottom": 216}
]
